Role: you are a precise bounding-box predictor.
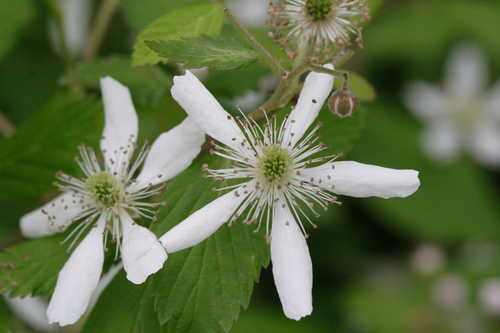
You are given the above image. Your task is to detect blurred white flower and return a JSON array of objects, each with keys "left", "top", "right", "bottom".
[
  {"left": 479, "top": 278, "right": 500, "bottom": 316},
  {"left": 19, "top": 77, "right": 204, "bottom": 326},
  {"left": 404, "top": 44, "right": 500, "bottom": 166},
  {"left": 50, "top": 0, "right": 92, "bottom": 57},
  {"left": 433, "top": 274, "right": 468, "bottom": 310},
  {"left": 411, "top": 244, "right": 446, "bottom": 275},
  {"left": 3, "top": 296, "right": 55, "bottom": 332},
  {"left": 228, "top": 0, "right": 269, "bottom": 27},
  {"left": 160, "top": 66, "right": 420, "bottom": 321}
]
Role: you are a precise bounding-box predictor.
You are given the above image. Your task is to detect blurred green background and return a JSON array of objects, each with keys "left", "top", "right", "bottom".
[{"left": 2, "top": 0, "right": 500, "bottom": 332}]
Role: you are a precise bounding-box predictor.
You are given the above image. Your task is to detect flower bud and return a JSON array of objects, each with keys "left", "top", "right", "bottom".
[{"left": 328, "top": 79, "right": 358, "bottom": 118}]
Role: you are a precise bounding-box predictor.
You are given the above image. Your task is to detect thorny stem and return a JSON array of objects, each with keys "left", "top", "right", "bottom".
[
  {"left": 222, "top": 5, "right": 285, "bottom": 76},
  {"left": 0, "top": 112, "right": 15, "bottom": 138},
  {"left": 83, "top": 0, "right": 120, "bottom": 60}
]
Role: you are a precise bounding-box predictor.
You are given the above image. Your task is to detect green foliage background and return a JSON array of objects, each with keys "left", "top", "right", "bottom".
[{"left": 1, "top": 0, "right": 500, "bottom": 332}]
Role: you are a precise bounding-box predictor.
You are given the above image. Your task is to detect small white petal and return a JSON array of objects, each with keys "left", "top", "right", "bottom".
[
  {"left": 47, "top": 218, "right": 105, "bottom": 326},
  {"left": 20, "top": 192, "right": 90, "bottom": 238},
  {"left": 284, "top": 64, "right": 335, "bottom": 146},
  {"left": 171, "top": 70, "right": 245, "bottom": 150},
  {"left": 133, "top": 117, "right": 204, "bottom": 190},
  {"left": 271, "top": 203, "right": 313, "bottom": 321},
  {"left": 49, "top": 0, "right": 91, "bottom": 57},
  {"left": 303, "top": 161, "right": 420, "bottom": 199},
  {"left": 445, "top": 43, "right": 487, "bottom": 99},
  {"left": 404, "top": 82, "right": 450, "bottom": 121},
  {"left": 159, "top": 184, "right": 249, "bottom": 253},
  {"left": 4, "top": 295, "right": 55, "bottom": 332},
  {"left": 469, "top": 122, "right": 500, "bottom": 167},
  {"left": 120, "top": 211, "right": 167, "bottom": 284},
  {"left": 100, "top": 77, "right": 139, "bottom": 172},
  {"left": 421, "top": 122, "right": 461, "bottom": 162}
]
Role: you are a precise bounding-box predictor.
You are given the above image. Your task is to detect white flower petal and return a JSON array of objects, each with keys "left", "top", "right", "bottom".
[
  {"left": 120, "top": 211, "right": 167, "bottom": 284},
  {"left": 469, "top": 122, "right": 500, "bottom": 167},
  {"left": 4, "top": 295, "right": 55, "bottom": 332},
  {"left": 404, "top": 82, "right": 450, "bottom": 121},
  {"left": 47, "top": 218, "right": 105, "bottom": 326},
  {"left": 283, "top": 64, "right": 335, "bottom": 146},
  {"left": 99, "top": 77, "right": 139, "bottom": 172},
  {"left": 421, "top": 122, "right": 461, "bottom": 162},
  {"left": 133, "top": 117, "right": 204, "bottom": 190},
  {"left": 20, "top": 193, "right": 90, "bottom": 238},
  {"left": 303, "top": 161, "right": 420, "bottom": 199},
  {"left": 171, "top": 70, "right": 245, "bottom": 150},
  {"left": 271, "top": 202, "right": 313, "bottom": 321},
  {"left": 445, "top": 44, "right": 487, "bottom": 98},
  {"left": 159, "top": 184, "right": 249, "bottom": 253}
]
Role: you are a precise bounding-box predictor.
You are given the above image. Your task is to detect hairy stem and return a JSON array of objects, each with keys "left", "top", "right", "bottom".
[
  {"left": 251, "top": 63, "right": 311, "bottom": 120},
  {"left": 83, "top": 0, "right": 120, "bottom": 60}
]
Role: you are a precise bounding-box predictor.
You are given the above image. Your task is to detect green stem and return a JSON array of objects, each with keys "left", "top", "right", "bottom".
[
  {"left": 222, "top": 6, "right": 285, "bottom": 76},
  {"left": 251, "top": 63, "right": 310, "bottom": 120},
  {"left": 83, "top": 0, "right": 120, "bottom": 60}
]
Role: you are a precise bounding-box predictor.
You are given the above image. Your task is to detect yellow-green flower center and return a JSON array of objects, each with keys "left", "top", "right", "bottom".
[
  {"left": 258, "top": 145, "right": 292, "bottom": 181},
  {"left": 306, "top": 0, "right": 334, "bottom": 22},
  {"left": 85, "top": 172, "right": 122, "bottom": 207}
]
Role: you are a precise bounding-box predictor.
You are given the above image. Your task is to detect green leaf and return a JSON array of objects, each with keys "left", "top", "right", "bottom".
[
  {"left": 333, "top": 72, "right": 377, "bottom": 102},
  {"left": 121, "top": 0, "right": 204, "bottom": 31},
  {"left": 349, "top": 104, "right": 500, "bottom": 243},
  {"left": 62, "top": 56, "right": 172, "bottom": 107},
  {"left": 0, "top": 95, "right": 102, "bottom": 201},
  {"left": 84, "top": 155, "right": 270, "bottom": 333},
  {"left": 132, "top": 4, "right": 225, "bottom": 66},
  {"left": 146, "top": 35, "right": 258, "bottom": 71},
  {"left": 0, "top": 236, "right": 68, "bottom": 297},
  {"left": 0, "top": 0, "right": 34, "bottom": 60}
]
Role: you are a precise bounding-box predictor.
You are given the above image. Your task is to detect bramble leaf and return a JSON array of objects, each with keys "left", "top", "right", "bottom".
[
  {"left": 132, "top": 4, "right": 225, "bottom": 66},
  {"left": 146, "top": 35, "right": 258, "bottom": 71}
]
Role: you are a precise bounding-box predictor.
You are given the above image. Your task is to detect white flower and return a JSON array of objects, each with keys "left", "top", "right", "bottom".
[
  {"left": 404, "top": 44, "right": 500, "bottom": 166},
  {"left": 3, "top": 296, "right": 56, "bottom": 332},
  {"left": 269, "top": 0, "right": 369, "bottom": 48},
  {"left": 49, "top": 0, "right": 92, "bottom": 57},
  {"left": 19, "top": 77, "right": 205, "bottom": 326},
  {"left": 479, "top": 278, "right": 500, "bottom": 316},
  {"left": 159, "top": 67, "right": 420, "bottom": 320}
]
